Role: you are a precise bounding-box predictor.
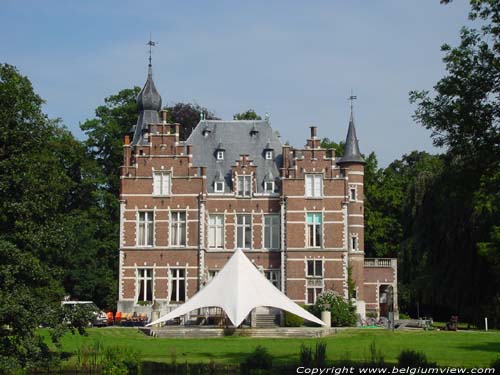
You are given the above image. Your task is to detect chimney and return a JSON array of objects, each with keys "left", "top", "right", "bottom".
[
  {"left": 310, "top": 126, "right": 317, "bottom": 139},
  {"left": 161, "top": 109, "right": 167, "bottom": 124}
]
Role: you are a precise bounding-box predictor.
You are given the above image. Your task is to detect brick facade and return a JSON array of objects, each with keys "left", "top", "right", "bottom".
[{"left": 117, "top": 69, "right": 398, "bottom": 322}]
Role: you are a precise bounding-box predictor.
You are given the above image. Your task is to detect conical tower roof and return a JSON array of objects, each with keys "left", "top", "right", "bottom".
[{"left": 339, "top": 111, "right": 364, "bottom": 164}]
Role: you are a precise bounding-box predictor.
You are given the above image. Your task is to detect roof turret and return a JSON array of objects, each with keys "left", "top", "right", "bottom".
[
  {"left": 137, "top": 65, "right": 162, "bottom": 112},
  {"left": 131, "top": 64, "right": 162, "bottom": 145},
  {"left": 339, "top": 107, "right": 364, "bottom": 164}
]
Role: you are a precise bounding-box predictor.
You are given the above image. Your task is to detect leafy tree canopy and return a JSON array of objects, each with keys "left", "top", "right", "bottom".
[{"left": 233, "top": 109, "right": 262, "bottom": 121}]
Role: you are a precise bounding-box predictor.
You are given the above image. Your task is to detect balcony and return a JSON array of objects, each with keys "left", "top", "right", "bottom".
[{"left": 364, "top": 258, "right": 396, "bottom": 268}]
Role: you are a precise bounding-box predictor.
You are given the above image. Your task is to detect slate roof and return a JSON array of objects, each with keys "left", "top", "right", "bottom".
[
  {"left": 186, "top": 120, "right": 283, "bottom": 193},
  {"left": 131, "top": 65, "right": 162, "bottom": 146},
  {"left": 339, "top": 112, "right": 364, "bottom": 164}
]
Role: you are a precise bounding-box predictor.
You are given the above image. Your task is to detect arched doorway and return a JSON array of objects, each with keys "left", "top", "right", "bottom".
[{"left": 379, "top": 285, "right": 394, "bottom": 318}]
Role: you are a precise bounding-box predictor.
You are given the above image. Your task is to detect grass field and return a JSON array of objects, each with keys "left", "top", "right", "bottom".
[{"left": 41, "top": 327, "right": 500, "bottom": 368}]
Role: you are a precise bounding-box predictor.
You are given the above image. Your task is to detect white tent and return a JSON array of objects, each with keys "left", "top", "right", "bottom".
[{"left": 148, "top": 249, "right": 325, "bottom": 327}]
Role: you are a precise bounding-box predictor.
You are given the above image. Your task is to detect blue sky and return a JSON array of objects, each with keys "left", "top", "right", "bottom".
[{"left": 1, "top": 1, "right": 471, "bottom": 166}]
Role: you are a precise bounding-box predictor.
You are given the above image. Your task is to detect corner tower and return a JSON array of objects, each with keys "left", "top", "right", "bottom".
[{"left": 337, "top": 105, "right": 366, "bottom": 306}]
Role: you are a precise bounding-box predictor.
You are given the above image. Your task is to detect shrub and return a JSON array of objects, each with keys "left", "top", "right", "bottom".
[
  {"left": 299, "top": 342, "right": 328, "bottom": 367},
  {"left": 243, "top": 345, "right": 273, "bottom": 371},
  {"left": 284, "top": 311, "right": 304, "bottom": 327},
  {"left": 397, "top": 349, "right": 435, "bottom": 368},
  {"left": 366, "top": 340, "right": 385, "bottom": 367},
  {"left": 312, "top": 290, "right": 357, "bottom": 327},
  {"left": 314, "top": 342, "right": 327, "bottom": 367},
  {"left": 299, "top": 344, "right": 313, "bottom": 367},
  {"left": 399, "top": 312, "right": 411, "bottom": 320}
]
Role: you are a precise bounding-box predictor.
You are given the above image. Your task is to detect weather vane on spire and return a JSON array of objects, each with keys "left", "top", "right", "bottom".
[
  {"left": 348, "top": 89, "right": 357, "bottom": 114},
  {"left": 147, "top": 33, "right": 157, "bottom": 67}
]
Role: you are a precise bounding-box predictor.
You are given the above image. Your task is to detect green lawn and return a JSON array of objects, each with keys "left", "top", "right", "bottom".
[{"left": 43, "top": 327, "right": 500, "bottom": 368}]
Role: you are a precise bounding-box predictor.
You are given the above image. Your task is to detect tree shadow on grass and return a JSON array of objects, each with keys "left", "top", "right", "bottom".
[
  {"left": 458, "top": 342, "right": 500, "bottom": 353},
  {"left": 192, "top": 351, "right": 297, "bottom": 365}
]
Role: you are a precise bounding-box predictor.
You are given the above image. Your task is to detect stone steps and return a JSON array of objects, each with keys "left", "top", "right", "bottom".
[{"left": 255, "top": 314, "right": 279, "bottom": 328}]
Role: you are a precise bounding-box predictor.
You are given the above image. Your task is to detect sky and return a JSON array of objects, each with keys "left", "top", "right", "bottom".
[{"left": 1, "top": 1, "right": 472, "bottom": 166}]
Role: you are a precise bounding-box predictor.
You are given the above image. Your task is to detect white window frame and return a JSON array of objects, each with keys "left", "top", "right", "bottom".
[
  {"left": 264, "top": 215, "right": 280, "bottom": 250},
  {"left": 306, "top": 259, "right": 323, "bottom": 278},
  {"left": 216, "top": 150, "right": 224, "bottom": 160},
  {"left": 265, "top": 270, "right": 280, "bottom": 290},
  {"left": 136, "top": 268, "right": 153, "bottom": 302},
  {"left": 169, "top": 268, "right": 186, "bottom": 303},
  {"left": 153, "top": 171, "right": 171, "bottom": 196},
  {"left": 307, "top": 212, "right": 322, "bottom": 248},
  {"left": 237, "top": 175, "right": 252, "bottom": 197},
  {"left": 208, "top": 214, "right": 224, "bottom": 249},
  {"left": 214, "top": 181, "right": 224, "bottom": 193},
  {"left": 265, "top": 150, "right": 273, "bottom": 160},
  {"left": 236, "top": 214, "right": 252, "bottom": 249},
  {"left": 137, "top": 211, "right": 154, "bottom": 247},
  {"left": 305, "top": 174, "right": 323, "bottom": 197},
  {"left": 170, "top": 211, "right": 186, "bottom": 247},
  {"left": 264, "top": 181, "right": 274, "bottom": 193}
]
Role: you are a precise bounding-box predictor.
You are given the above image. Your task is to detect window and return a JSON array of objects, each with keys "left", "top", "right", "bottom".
[
  {"left": 216, "top": 150, "right": 224, "bottom": 160},
  {"left": 307, "top": 213, "right": 322, "bottom": 247},
  {"left": 137, "top": 211, "right": 154, "bottom": 246},
  {"left": 153, "top": 171, "right": 171, "bottom": 196},
  {"left": 214, "top": 181, "right": 224, "bottom": 193},
  {"left": 307, "top": 287, "right": 323, "bottom": 304},
  {"left": 208, "top": 215, "right": 224, "bottom": 249},
  {"left": 306, "top": 260, "right": 323, "bottom": 304},
  {"left": 170, "top": 211, "right": 186, "bottom": 246},
  {"left": 236, "top": 214, "right": 252, "bottom": 249},
  {"left": 306, "top": 259, "right": 323, "bottom": 277},
  {"left": 265, "top": 150, "right": 273, "bottom": 160},
  {"left": 137, "top": 268, "right": 153, "bottom": 302},
  {"left": 264, "top": 215, "right": 280, "bottom": 249},
  {"left": 237, "top": 175, "right": 252, "bottom": 197},
  {"left": 170, "top": 268, "right": 186, "bottom": 302},
  {"left": 264, "top": 181, "right": 274, "bottom": 193},
  {"left": 305, "top": 174, "right": 323, "bottom": 197},
  {"left": 351, "top": 236, "right": 358, "bottom": 251},
  {"left": 265, "top": 270, "right": 280, "bottom": 289},
  {"left": 350, "top": 187, "right": 356, "bottom": 201}
]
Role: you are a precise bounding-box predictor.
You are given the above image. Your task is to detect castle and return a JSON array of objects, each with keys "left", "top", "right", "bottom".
[{"left": 117, "top": 63, "right": 398, "bottom": 324}]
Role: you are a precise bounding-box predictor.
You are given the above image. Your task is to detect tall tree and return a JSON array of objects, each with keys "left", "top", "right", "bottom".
[
  {"left": 166, "top": 102, "right": 218, "bottom": 141},
  {"left": 408, "top": 0, "right": 500, "bottom": 325}
]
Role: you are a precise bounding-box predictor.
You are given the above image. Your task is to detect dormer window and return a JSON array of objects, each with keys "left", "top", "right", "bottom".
[
  {"left": 216, "top": 150, "right": 224, "bottom": 160},
  {"left": 264, "top": 181, "right": 274, "bottom": 193},
  {"left": 265, "top": 150, "right": 273, "bottom": 160},
  {"left": 214, "top": 181, "right": 224, "bottom": 193},
  {"left": 250, "top": 125, "right": 259, "bottom": 136},
  {"left": 202, "top": 126, "right": 211, "bottom": 137}
]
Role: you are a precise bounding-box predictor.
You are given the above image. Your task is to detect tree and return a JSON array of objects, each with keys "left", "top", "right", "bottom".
[
  {"left": 0, "top": 240, "right": 63, "bottom": 371},
  {"left": 166, "top": 102, "right": 218, "bottom": 141},
  {"left": 233, "top": 109, "right": 262, "bottom": 121},
  {"left": 0, "top": 64, "right": 98, "bottom": 371},
  {"left": 320, "top": 138, "right": 345, "bottom": 156},
  {"left": 407, "top": 0, "right": 500, "bottom": 325}
]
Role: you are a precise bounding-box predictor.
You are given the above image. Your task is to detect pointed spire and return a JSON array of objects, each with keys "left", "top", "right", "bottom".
[
  {"left": 130, "top": 38, "right": 162, "bottom": 146},
  {"left": 339, "top": 93, "right": 364, "bottom": 164}
]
